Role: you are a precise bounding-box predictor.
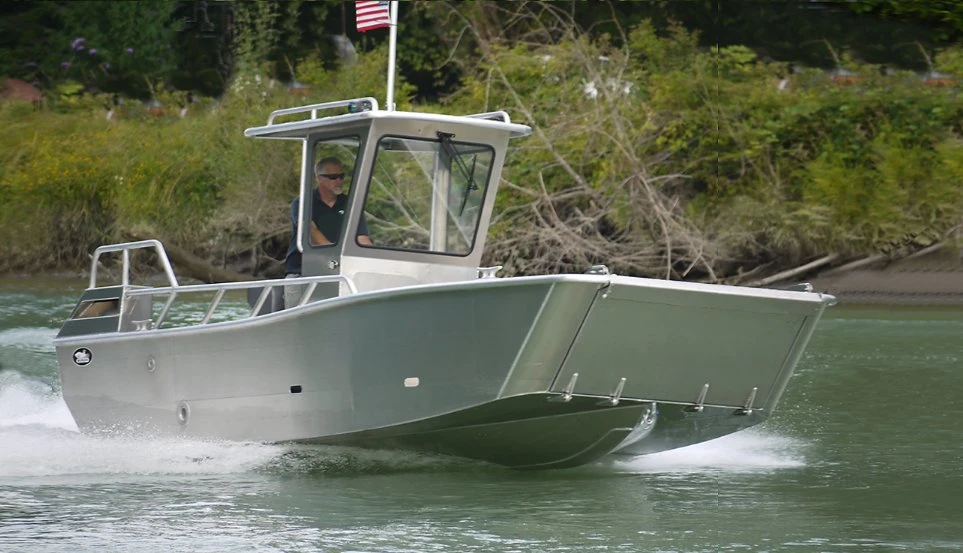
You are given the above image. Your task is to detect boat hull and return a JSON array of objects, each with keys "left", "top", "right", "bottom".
[{"left": 55, "top": 274, "right": 830, "bottom": 468}]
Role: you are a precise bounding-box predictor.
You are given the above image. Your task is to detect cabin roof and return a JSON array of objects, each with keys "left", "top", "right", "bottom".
[{"left": 244, "top": 98, "right": 532, "bottom": 141}]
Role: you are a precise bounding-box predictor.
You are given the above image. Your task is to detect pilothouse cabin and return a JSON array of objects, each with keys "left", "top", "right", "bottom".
[{"left": 244, "top": 97, "right": 532, "bottom": 298}]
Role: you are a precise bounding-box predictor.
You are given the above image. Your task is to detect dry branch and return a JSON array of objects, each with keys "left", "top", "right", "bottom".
[
  {"left": 445, "top": 3, "right": 729, "bottom": 279},
  {"left": 818, "top": 254, "right": 888, "bottom": 277},
  {"left": 127, "top": 233, "right": 254, "bottom": 283},
  {"left": 903, "top": 240, "right": 948, "bottom": 261},
  {"left": 746, "top": 254, "right": 840, "bottom": 288}
]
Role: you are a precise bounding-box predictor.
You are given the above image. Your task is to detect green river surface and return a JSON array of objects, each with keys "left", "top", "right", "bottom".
[{"left": 0, "top": 278, "right": 960, "bottom": 552}]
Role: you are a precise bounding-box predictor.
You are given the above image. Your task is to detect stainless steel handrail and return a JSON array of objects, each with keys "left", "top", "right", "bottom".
[
  {"left": 266, "top": 97, "right": 380, "bottom": 125},
  {"left": 88, "top": 240, "right": 357, "bottom": 331},
  {"left": 90, "top": 240, "right": 179, "bottom": 289},
  {"left": 125, "top": 275, "right": 357, "bottom": 329},
  {"left": 465, "top": 111, "right": 511, "bottom": 123}
]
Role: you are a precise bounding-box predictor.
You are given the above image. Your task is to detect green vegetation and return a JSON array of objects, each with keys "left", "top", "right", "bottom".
[{"left": 1, "top": 4, "right": 961, "bottom": 281}]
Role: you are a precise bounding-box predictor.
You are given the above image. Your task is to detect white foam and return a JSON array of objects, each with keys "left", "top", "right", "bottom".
[
  {"left": 0, "top": 371, "right": 76, "bottom": 431},
  {"left": 0, "top": 428, "right": 284, "bottom": 480},
  {"left": 0, "top": 326, "right": 58, "bottom": 353},
  {"left": 611, "top": 430, "right": 806, "bottom": 474},
  {"left": 0, "top": 371, "right": 282, "bottom": 481}
]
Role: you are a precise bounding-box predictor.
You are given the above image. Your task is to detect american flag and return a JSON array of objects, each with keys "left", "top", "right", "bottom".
[{"left": 356, "top": 1, "right": 391, "bottom": 33}]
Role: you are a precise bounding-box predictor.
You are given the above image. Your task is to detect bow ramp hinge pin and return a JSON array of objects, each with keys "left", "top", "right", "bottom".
[
  {"left": 685, "top": 383, "right": 710, "bottom": 412},
  {"left": 598, "top": 377, "right": 627, "bottom": 406},
  {"left": 734, "top": 387, "right": 758, "bottom": 416},
  {"left": 549, "top": 372, "right": 579, "bottom": 403}
]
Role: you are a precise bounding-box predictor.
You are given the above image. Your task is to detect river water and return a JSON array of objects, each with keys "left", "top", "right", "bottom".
[{"left": 0, "top": 280, "right": 960, "bottom": 552}]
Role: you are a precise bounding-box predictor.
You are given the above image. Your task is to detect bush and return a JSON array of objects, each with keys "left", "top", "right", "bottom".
[
  {"left": 1, "top": 17, "right": 960, "bottom": 280},
  {"left": 0, "top": 101, "right": 220, "bottom": 271}
]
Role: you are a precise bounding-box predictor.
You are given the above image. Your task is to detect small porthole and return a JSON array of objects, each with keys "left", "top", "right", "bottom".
[{"left": 290, "top": 385, "right": 302, "bottom": 394}]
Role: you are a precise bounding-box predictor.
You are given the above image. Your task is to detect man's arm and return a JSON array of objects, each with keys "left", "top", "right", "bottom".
[
  {"left": 309, "top": 221, "right": 332, "bottom": 246},
  {"left": 357, "top": 212, "right": 373, "bottom": 246}
]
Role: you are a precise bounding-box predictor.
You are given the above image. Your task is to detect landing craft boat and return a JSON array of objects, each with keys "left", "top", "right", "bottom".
[
  {"left": 53, "top": 94, "right": 834, "bottom": 469},
  {"left": 54, "top": 4, "right": 834, "bottom": 469}
]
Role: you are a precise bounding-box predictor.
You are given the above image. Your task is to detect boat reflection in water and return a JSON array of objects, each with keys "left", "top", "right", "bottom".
[{"left": 54, "top": 98, "right": 834, "bottom": 469}]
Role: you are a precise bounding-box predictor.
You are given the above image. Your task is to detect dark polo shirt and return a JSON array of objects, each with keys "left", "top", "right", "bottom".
[{"left": 285, "top": 191, "right": 369, "bottom": 275}]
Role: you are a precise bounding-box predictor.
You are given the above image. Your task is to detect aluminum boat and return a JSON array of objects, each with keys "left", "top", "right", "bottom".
[{"left": 54, "top": 96, "right": 834, "bottom": 469}]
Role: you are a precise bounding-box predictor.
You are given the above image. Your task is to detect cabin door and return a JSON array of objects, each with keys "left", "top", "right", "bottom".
[{"left": 299, "top": 134, "right": 365, "bottom": 297}]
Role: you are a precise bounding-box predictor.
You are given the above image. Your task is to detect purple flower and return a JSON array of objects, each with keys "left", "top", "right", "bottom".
[
  {"left": 125, "top": 47, "right": 134, "bottom": 55},
  {"left": 23, "top": 61, "right": 37, "bottom": 67},
  {"left": 103, "top": 62, "right": 111, "bottom": 70},
  {"left": 89, "top": 48, "right": 97, "bottom": 55},
  {"left": 71, "top": 37, "right": 86, "bottom": 50},
  {"left": 61, "top": 61, "right": 71, "bottom": 69}
]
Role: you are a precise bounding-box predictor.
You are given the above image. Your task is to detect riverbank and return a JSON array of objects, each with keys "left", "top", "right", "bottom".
[
  {"left": 3, "top": 247, "right": 961, "bottom": 308},
  {"left": 810, "top": 247, "right": 963, "bottom": 306}
]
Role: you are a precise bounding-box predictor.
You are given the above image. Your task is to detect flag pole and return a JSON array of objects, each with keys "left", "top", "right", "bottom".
[{"left": 386, "top": 1, "right": 399, "bottom": 111}]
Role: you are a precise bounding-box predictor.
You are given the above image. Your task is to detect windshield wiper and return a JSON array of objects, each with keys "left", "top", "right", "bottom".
[{"left": 437, "top": 132, "right": 478, "bottom": 216}]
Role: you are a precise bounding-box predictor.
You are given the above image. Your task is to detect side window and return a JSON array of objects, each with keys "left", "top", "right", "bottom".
[
  {"left": 361, "top": 136, "right": 494, "bottom": 256},
  {"left": 309, "top": 137, "right": 361, "bottom": 247},
  {"left": 71, "top": 299, "right": 120, "bottom": 319}
]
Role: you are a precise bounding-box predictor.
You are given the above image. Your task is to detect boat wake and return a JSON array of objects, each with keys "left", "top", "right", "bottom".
[
  {"left": 0, "top": 326, "right": 59, "bottom": 355},
  {"left": 0, "top": 369, "right": 74, "bottom": 431},
  {"left": 608, "top": 430, "right": 807, "bottom": 474},
  {"left": 0, "top": 370, "right": 282, "bottom": 481}
]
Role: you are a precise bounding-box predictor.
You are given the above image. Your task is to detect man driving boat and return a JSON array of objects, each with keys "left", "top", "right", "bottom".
[{"left": 284, "top": 156, "right": 371, "bottom": 308}]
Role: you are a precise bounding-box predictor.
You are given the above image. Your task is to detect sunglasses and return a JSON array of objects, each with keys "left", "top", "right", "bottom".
[{"left": 318, "top": 172, "right": 345, "bottom": 180}]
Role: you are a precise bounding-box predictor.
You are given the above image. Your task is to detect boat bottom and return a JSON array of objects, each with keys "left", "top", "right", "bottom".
[
  {"left": 299, "top": 394, "right": 650, "bottom": 469},
  {"left": 63, "top": 392, "right": 770, "bottom": 469},
  {"left": 613, "top": 403, "right": 769, "bottom": 457}
]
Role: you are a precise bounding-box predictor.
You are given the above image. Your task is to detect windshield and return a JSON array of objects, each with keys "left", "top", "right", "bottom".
[{"left": 360, "top": 135, "right": 494, "bottom": 256}]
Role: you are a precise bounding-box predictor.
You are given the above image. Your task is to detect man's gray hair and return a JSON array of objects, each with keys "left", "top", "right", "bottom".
[{"left": 314, "top": 156, "right": 344, "bottom": 176}]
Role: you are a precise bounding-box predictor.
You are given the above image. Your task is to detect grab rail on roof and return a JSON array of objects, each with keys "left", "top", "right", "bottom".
[
  {"left": 263, "top": 97, "right": 514, "bottom": 128},
  {"left": 464, "top": 111, "right": 512, "bottom": 124},
  {"left": 266, "top": 97, "right": 380, "bottom": 125}
]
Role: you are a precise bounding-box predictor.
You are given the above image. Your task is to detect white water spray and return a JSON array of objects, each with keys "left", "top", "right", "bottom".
[
  {"left": 0, "top": 370, "right": 282, "bottom": 481},
  {"left": 611, "top": 429, "right": 806, "bottom": 474}
]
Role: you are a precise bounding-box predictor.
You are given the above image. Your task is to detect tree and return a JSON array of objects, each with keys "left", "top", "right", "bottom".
[
  {"left": 2, "top": 1, "right": 183, "bottom": 99},
  {"left": 830, "top": 0, "right": 963, "bottom": 42}
]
